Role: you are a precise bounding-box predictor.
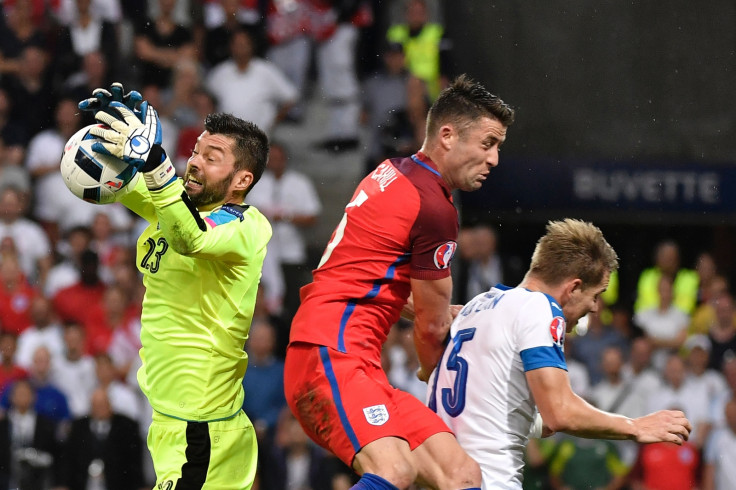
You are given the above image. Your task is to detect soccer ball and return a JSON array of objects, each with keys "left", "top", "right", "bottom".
[{"left": 60, "top": 124, "right": 140, "bottom": 204}]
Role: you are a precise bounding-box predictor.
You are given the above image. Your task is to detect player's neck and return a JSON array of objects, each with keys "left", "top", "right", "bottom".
[{"left": 519, "top": 275, "right": 561, "bottom": 302}]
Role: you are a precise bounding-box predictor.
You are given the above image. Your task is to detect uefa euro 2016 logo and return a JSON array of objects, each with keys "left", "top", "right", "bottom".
[
  {"left": 549, "top": 316, "right": 566, "bottom": 347},
  {"left": 433, "top": 241, "right": 457, "bottom": 270}
]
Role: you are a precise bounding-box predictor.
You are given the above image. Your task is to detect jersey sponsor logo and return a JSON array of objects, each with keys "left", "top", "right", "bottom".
[
  {"left": 157, "top": 481, "right": 173, "bottom": 490},
  {"left": 363, "top": 404, "right": 389, "bottom": 426},
  {"left": 433, "top": 241, "right": 457, "bottom": 269},
  {"left": 549, "top": 316, "right": 566, "bottom": 347},
  {"left": 370, "top": 163, "right": 399, "bottom": 191}
]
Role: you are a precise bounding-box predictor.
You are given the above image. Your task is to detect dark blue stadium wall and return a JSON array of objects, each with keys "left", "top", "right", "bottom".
[{"left": 442, "top": 0, "right": 736, "bottom": 301}]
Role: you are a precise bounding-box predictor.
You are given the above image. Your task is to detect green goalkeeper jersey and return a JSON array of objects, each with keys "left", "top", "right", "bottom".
[{"left": 119, "top": 177, "right": 271, "bottom": 421}]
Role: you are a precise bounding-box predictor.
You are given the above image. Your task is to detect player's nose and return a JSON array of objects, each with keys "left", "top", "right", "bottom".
[{"left": 487, "top": 149, "right": 499, "bottom": 167}]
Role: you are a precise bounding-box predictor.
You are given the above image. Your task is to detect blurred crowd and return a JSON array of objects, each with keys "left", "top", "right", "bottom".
[
  {"left": 1, "top": 0, "right": 732, "bottom": 489},
  {"left": 0, "top": 0, "right": 455, "bottom": 488}
]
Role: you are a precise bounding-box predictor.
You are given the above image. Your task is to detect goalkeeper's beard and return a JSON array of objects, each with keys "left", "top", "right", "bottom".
[{"left": 184, "top": 168, "right": 236, "bottom": 208}]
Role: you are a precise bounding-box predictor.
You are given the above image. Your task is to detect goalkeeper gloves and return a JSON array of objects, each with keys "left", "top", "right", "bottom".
[
  {"left": 90, "top": 102, "right": 176, "bottom": 190},
  {"left": 78, "top": 82, "right": 142, "bottom": 119}
]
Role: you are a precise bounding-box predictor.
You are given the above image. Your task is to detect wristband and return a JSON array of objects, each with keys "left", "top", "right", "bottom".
[{"left": 142, "top": 146, "right": 177, "bottom": 190}]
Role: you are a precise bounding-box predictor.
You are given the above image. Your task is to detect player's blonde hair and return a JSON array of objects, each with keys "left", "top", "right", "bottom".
[{"left": 528, "top": 219, "right": 619, "bottom": 290}]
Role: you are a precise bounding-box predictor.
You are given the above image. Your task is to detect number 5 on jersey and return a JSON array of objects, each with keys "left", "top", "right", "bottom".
[{"left": 441, "top": 327, "right": 476, "bottom": 417}]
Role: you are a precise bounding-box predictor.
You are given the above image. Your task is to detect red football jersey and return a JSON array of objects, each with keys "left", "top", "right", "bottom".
[{"left": 290, "top": 152, "right": 458, "bottom": 359}]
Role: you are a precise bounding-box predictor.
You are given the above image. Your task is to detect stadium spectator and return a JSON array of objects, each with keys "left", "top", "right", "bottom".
[
  {"left": 242, "top": 319, "right": 286, "bottom": 443},
  {"left": 159, "top": 58, "right": 205, "bottom": 130},
  {"left": 264, "top": 0, "right": 310, "bottom": 122},
  {"left": 711, "top": 357, "right": 736, "bottom": 432},
  {"left": 251, "top": 282, "right": 289, "bottom": 358},
  {"left": 573, "top": 296, "right": 630, "bottom": 384},
  {"left": 562, "top": 338, "right": 591, "bottom": 400},
  {"left": 204, "top": 0, "right": 265, "bottom": 68},
  {"left": 53, "top": 0, "right": 120, "bottom": 84},
  {"left": 0, "top": 331, "right": 27, "bottom": 397},
  {"left": 24, "top": 96, "right": 81, "bottom": 239},
  {"left": 622, "top": 337, "right": 662, "bottom": 418},
  {"left": 52, "top": 249, "right": 105, "bottom": 326},
  {"left": 707, "top": 289, "right": 736, "bottom": 371},
  {"left": 0, "top": 186, "right": 52, "bottom": 284},
  {"left": 246, "top": 141, "right": 321, "bottom": 319},
  {"left": 547, "top": 434, "right": 629, "bottom": 490},
  {"left": 386, "top": 0, "right": 452, "bottom": 101},
  {"left": 202, "top": 0, "right": 262, "bottom": 30},
  {"left": 0, "top": 254, "right": 37, "bottom": 335},
  {"left": 0, "top": 0, "right": 46, "bottom": 78},
  {"left": 0, "top": 44, "right": 56, "bottom": 138},
  {"left": 703, "top": 397, "right": 736, "bottom": 490},
  {"left": 43, "top": 225, "right": 92, "bottom": 298},
  {"left": 0, "top": 378, "right": 63, "bottom": 489},
  {"left": 2, "top": 345, "right": 70, "bottom": 422},
  {"left": 589, "top": 345, "right": 646, "bottom": 465},
  {"left": 629, "top": 440, "right": 701, "bottom": 490},
  {"left": 695, "top": 251, "right": 719, "bottom": 306},
  {"left": 89, "top": 211, "right": 132, "bottom": 286},
  {"left": 83, "top": 283, "right": 140, "bottom": 356},
  {"left": 382, "top": 320, "right": 426, "bottom": 401},
  {"left": 60, "top": 387, "right": 144, "bottom": 490},
  {"left": 206, "top": 26, "right": 297, "bottom": 134},
  {"left": 689, "top": 274, "right": 729, "bottom": 336},
  {"left": 683, "top": 334, "right": 727, "bottom": 410},
  {"left": 93, "top": 352, "right": 140, "bottom": 422},
  {"left": 259, "top": 407, "right": 355, "bottom": 490},
  {"left": 63, "top": 51, "right": 114, "bottom": 127},
  {"left": 15, "top": 296, "right": 64, "bottom": 370},
  {"left": 633, "top": 275, "right": 689, "bottom": 371},
  {"left": 172, "top": 87, "right": 217, "bottom": 173},
  {"left": 51, "top": 322, "right": 96, "bottom": 418},
  {"left": 454, "top": 223, "right": 504, "bottom": 303},
  {"left": 309, "top": 0, "right": 370, "bottom": 153},
  {"left": 0, "top": 88, "right": 28, "bottom": 165},
  {"left": 55, "top": 0, "right": 123, "bottom": 26},
  {"left": 133, "top": 0, "right": 196, "bottom": 88},
  {"left": 634, "top": 240, "right": 699, "bottom": 314},
  {"left": 361, "top": 41, "right": 422, "bottom": 173},
  {"left": 648, "top": 353, "right": 712, "bottom": 449}
]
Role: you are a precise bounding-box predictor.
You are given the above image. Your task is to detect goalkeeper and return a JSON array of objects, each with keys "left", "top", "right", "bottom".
[{"left": 79, "top": 84, "right": 271, "bottom": 489}]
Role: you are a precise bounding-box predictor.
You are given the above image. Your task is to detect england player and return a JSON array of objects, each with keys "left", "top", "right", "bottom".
[
  {"left": 79, "top": 85, "right": 271, "bottom": 489},
  {"left": 428, "top": 219, "right": 692, "bottom": 489},
  {"left": 284, "top": 75, "right": 514, "bottom": 490}
]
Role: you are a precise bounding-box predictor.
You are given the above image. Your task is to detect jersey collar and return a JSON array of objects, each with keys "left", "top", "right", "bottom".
[{"left": 411, "top": 151, "right": 442, "bottom": 178}]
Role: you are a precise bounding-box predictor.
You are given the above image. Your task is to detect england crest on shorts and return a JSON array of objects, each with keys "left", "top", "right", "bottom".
[{"left": 363, "top": 404, "right": 390, "bottom": 426}]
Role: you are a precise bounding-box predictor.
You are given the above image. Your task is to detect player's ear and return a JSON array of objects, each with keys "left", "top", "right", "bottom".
[
  {"left": 232, "top": 169, "right": 253, "bottom": 193},
  {"left": 561, "top": 278, "right": 583, "bottom": 302},
  {"left": 438, "top": 124, "right": 456, "bottom": 151}
]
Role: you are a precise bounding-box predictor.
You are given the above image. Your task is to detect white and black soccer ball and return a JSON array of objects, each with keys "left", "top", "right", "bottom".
[{"left": 60, "top": 124, "right": 140, "bottom": 204}]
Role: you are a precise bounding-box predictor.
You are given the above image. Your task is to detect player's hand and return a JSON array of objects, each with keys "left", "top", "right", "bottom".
[
  {"left": 450, "top": 304, "right": 464, "bottom": 319},
  {"left": 78, "top": 82, "right": 143, "bottom": 119},
  {"left": 416, "top": 366, "right": 431, "bottom": 383},
  {"left": 90, "top": 101, "right": 162, "bottom": 171},
  {"left": 632, "top": 410, "right": 691, "bottom": 445}
]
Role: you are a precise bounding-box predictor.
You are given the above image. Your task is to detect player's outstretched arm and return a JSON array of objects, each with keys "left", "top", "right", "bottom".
[
  {"left": 411, "top": 276, "right": 453, "bottom": 382},
  {"left": 526, "top": 366, "right": 691, "bottom": 444}
]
